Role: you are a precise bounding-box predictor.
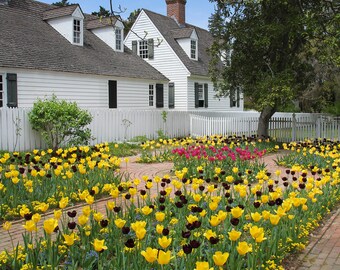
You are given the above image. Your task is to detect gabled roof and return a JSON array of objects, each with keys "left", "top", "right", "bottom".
[
  {"left": 171, "top": 28, "right": 194, "bottom": 39},
  {"left": 0, "top": 0, "right": 167, "bottom": 81},
  {"left": 143, "top": 9, "right": 217, "bottom": 77},
  {"left": 43, "top": 4, "right": 79, "bottom": 20},
  {"left": 86, "top": 17, "right": 118, "bottom": 30}
]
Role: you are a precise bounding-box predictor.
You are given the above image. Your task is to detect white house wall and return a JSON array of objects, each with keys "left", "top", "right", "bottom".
[
  {"left": 188, "top": 77, "right": 243, "bottom": 111},
  {"left": 0, "top": 68, "right": 168, "bottom": 109},
  {"left": 91, "top": 27, "right": 116, "bottom": 51},
  {"left": 47, "top": 16, "right": 75, "bottom": 45},
  {"left": 125, "top": 11, "right": 190, "bottom": 110}
]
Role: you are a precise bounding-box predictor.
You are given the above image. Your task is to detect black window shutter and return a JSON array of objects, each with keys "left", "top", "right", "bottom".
[
  {"left": 6, "top": 73, "right": 18, "bottom": 108},
  {"left": 156, "top": 83, "right": 164, "bottom": 108},
  {"left": 194, "top": 82, "right": 199, "bottom": 108},
  {"left": 148, "top": 38, "right": 154, "bottom": 59},
  {"left": 132, "top": 40, "right": 137, "bottom": 55},
  {"left": 168, "top": 83, "right": 175, "bottom": 109},
  {"left": 108, "top": 80, "right": 117, "bottom": 108},
  {"left": 204, "top": 83, "right": 208, "bottom": 108}
]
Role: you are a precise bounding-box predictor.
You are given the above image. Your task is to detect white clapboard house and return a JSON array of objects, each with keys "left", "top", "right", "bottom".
[
  {"left": 0, "top": 0, "right": 170, "bottom": 109},
  {"left": 125, "top": 0, "right": 243, "bottom": 111}
]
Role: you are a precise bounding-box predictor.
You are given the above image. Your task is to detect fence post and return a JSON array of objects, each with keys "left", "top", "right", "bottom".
[
  {"left": 292, "top": 113, "right": 296, "bottom": 141},
  {"left": 316, "top": 116, "right": 321, "bottom": 138},
  {"left": 190, "top": 114, "right": 193, "bottom": 137}
]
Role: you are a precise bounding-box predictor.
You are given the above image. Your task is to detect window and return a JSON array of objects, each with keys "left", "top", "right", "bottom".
[
  {"left": 108, "top": 80, "right": 117, "bottom": 108},
  {"left": 115, "top": 28, "right": 122, "bottom": 51},
  {"left": 194, "top": 83, "right": 208, "bottom": 108},
  {"left": 73, "top": 19, "right": 81, "bottom": 44},
  {"left": 132, "top": 39, "right": 154, "bottom": 59},
  {"left": 156, "top": 84, "right": 164, "bottom": 108},
  {"left": 149, "top": 84, "right": 154, "bottom": 106},
  {"left": 168, "top": 83, "right": 175, "bottom": 109},
  {"left": 139, "top": 40, "right": 148, "bottom": 59},
  {"left": 0, "top": 75, "right": 3, "bottom": 107},
  {"left": 191, "top": 40, "right": 197, "bottom": 59},
  {"left": 230, "top": 89, "right": 240, "bottom": 108}
]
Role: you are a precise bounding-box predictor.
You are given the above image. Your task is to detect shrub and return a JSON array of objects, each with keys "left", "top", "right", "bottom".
[{"left": 28, "top": 95, "right": 93, "bottom": 149}]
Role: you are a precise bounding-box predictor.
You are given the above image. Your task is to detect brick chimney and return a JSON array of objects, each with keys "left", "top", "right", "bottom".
[{"left": 166, "top": 0, "right": 186, "bottom": 26}]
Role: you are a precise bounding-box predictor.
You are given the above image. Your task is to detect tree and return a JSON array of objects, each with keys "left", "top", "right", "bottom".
[
  {"left": 28, "top": 95, "right": 93, "bottom": 150},
  {"left": 92, "top": 6, "right": 111, "bottom": 18},
  {"left": 124, "top": 8, "right": 141, "bottom": 36},
  {"left": 208, "top": 0, "right": 339, "bottom": 137},
  {"left": 52, "top": 0, "right": 72, "bottom": 7}
]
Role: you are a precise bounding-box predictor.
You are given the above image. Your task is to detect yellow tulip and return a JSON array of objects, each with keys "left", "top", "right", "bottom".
[
  {"left": 158, "top": 236, "right": 172, "bottom": 249},
  {"left": 59, "top": 197, "right": 69, "bottom": 209},
  {"left": 3, "top": 221, "right": 11, "bottom": 231},
  {"left": 63, "top": 233, "right": 77, "bottom": 246},
  {"left": 155, "top": 212, "right": 165, "bottom": 222},
  {"left": 231, "top": 206, "right": 244, "bottom": 218},
  {"left": 186, "top": 214, "right": 199, "bottom": 224},
  {"left": 93, "top": 212, "right": 104, "bottom": 222},
  {"left": 82, "top": 205, "right": 91, "bottom": 216},
  {"left": 237, "top": 241, "right": 252, "bottom": 255},
  {"left": 251, "top": 212, "right": 262, "bottom": 222},
  {"left": 23, "top": 220, "right": 37, "bottom": 232},
  {"left": 32, "top": 213, "right": 41, "bottom": 223},
  {"left": 54, "top": 209, "right": 62, "bottom": 220},
  {"left": 78, "top": 214, "right": 89, "bottom": 226},
  {"left": 228, "top": 229, "right": 242, "bottom": 241},
  {"left": 269, "top": 214, "right": 280, "bottom": 225},
  {"left": 141, "top": 206, "right": 153, "bottom": 215},
  {"left": 156, "top": 224, "right": 164, "bottom": 234},
  {"left": 195, "top": 261, "right": 213, "bottom": 270},
  {"left": 141, "top": 247, "right": 158, "bottom": 263},
  {"left": 92, "top": 239, "right": 107, "bottom": 252},
  {"left": 213, "top": 251, "right": 229, "bottom": 266},
  {"left": 209, "top": 215, "right": 221, "bottom": 227},
  {"left": 135, "top": 228, "right": 147, "bottom": 240},
  {"left": 157, "top": 250, "right": 171, "bottom": 265},
  {"left": 203, "top": 229, "right": 217, "bottom": 240},
  {"left": 43, "top": 218, "right": 58, "bottom": 234},
  {"left": 114, "top": 218, "right": 126, "bottom": 229}
]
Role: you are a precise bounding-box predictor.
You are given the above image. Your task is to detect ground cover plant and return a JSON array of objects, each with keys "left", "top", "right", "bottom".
[{"left": 0, "top": 137, "right": 339, "bottom": 269}]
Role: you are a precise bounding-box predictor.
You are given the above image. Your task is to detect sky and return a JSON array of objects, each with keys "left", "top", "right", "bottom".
[{"left": 39, "top": 0, "right": 216, "bottom": 30}]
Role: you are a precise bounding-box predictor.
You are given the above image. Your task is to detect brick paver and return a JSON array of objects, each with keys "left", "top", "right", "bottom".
[{"left": 1, "top": 152, "right": 339, "bottom": 270}]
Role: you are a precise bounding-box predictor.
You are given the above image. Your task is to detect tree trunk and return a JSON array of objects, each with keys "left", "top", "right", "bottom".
[{"left": 257, "top": 106, "right": 276, "bottom": 138}]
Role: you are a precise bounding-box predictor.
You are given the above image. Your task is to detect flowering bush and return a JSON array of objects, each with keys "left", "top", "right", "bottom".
[{"left": 0, "top": 138, "right": 339, "bottom": 269}]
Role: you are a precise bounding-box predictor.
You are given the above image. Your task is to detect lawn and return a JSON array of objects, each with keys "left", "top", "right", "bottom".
[{"left": 0, "top": 136, "right": 339, "bottom": 269}]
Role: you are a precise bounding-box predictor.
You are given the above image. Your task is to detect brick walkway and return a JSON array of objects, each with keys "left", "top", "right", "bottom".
[{"left": 1, "top": 153, "right": 339, "bottom": 270}]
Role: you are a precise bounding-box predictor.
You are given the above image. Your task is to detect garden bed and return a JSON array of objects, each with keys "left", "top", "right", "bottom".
[{"left": 0, "top": 136, "right": 339, "bottom": 269}]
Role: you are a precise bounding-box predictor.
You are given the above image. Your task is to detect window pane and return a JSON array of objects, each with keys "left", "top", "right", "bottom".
[{"left": 139, "top": 40, "right": 148, "bottom": 59}]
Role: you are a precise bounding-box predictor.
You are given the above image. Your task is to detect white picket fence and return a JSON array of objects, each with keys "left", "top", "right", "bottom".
[
  {"left": 190, "top": 112, "right": 340, "bottom": 142},
  {"left": 0, "top": 108, "right": 190, "bottom": 152},
  {"left": 1, "top": 108, "right": 339, "bottom": 152}
]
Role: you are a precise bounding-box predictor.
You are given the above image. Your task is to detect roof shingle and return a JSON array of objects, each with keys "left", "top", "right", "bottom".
[
  {"left": 0, "top": 0, "right": 167, "bottom": 81},
  {"left": 43, "top": 4, "right": 79, "bottom": 20}
]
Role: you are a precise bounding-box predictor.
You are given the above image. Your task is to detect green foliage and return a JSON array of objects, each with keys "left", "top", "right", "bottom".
[
  {"left": 52, "top": 0, "right": 72, "bottom": 7},
  {"left": 28, "top": 95, "right": 93, "bottom": 150},
  {"left": 209, "top": 0, "right": 339, "bottom": 134}
]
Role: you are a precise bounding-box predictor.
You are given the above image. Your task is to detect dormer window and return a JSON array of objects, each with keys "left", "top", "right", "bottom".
[
  {"left": 115, "top": 28, "right": 122, "bottom": 51},
  {"left": 190, "top": 39, "right": 197, "bottom": 60},
  {"left": 43, "top": 5, "right": 84, "bottom": 46},
  {"left": 73, "top": 19, "right": 81, "bottom": 44}
]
